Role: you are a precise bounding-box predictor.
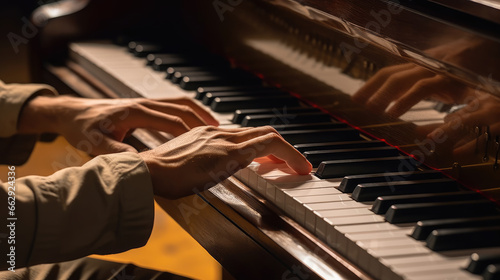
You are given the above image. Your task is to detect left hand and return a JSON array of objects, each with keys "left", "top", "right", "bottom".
[{"left": 18, "top": 95, "right": 219, "bottom": 155}]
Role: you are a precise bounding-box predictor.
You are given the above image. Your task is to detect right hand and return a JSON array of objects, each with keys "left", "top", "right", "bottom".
[
  {"left": 352, "top": 37, "right": 498, "bottom": 117},
  {"left": 139, "top": 126, "right": 312, "bottom": 199}
]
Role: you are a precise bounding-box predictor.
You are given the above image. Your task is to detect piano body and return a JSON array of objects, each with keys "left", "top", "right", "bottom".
[{"left": 33, "top": 0, "right": 500, "bottom": 279}]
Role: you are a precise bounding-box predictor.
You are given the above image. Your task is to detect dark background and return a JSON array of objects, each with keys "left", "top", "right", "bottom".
[{"left": 0, "top": 2, "right": 38, "bottom": 83}]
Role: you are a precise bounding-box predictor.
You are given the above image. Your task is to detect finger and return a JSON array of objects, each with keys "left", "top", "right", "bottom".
[
  {"left": 386, "top": 75, "right": 450, "bottom": 117},
  {"left": 226, "top": 126, "right": 284, "bottom": 143},
  {"left": 140, "top": 100, "right": 208, "bottom": 128},
  {"left": 157, "top": 97, "right": 219, "bottom": 126},
  {"left": 365, "top": 66, "right": 434, "bottom": 113},
  {"left": 443, "top": 104, "right": 493, "bottom": 130},
  {"left": 352, "top": 63, "right": 414, "bottom": 104},
  {"left": 427, "top": 116, "right": 465, "bottom": 141},
  {"left": 267, "top": 154, "right": 285, "bottom": 163},
  {"left": 442, "top": 92, "right": 493, "bottom": 123},
  {"left": 238, "top": 133, "right": 312, "bottom": 175},
  {"left": 126, "top": 106, "right": 190, "bottom": 136}
]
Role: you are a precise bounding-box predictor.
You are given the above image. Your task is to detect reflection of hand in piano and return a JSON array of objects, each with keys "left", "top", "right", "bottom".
[
  {"left": 352, "top": 37, "right": 500, "bottom": 117},
  {"left": 352, "top": 63, "right": 470, "bottom": 117},
  {"left": 428, "top": 92, "right": 500, "bottom": 159},
  {"left": 139, "top": 125, "right": 312, "bottom": 199}
]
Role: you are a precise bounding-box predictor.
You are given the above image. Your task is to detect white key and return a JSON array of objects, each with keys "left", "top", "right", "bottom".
[
  {"left": 400, "top": 109, "right": 446, "bottom": 123},
  {"left": 292, "top": 194, "right": 353, "bottom": 225},
  {"left": 403, "top": 269, "right": 481, "bottom": 280},
  {"left": 380, "top": 246, "right": 500, "bottom": 280},
  {"left": 335, "top": 228, "right": 414, "bottom": 278}
]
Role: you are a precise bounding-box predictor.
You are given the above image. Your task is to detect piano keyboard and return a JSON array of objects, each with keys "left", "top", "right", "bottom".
[{"left": 69, "top": 41, "right": 500, "bottom": 280}]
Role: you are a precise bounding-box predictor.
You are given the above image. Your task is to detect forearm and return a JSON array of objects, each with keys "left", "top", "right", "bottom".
[
  {"left": 17, "top": 95, "right": 68, "bottom": 135},
  {"left": 0, "top": 152, "right": 155, "bottom": 270}
]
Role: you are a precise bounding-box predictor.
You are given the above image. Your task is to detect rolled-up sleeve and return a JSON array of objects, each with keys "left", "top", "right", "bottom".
[
  {"left": 0, "top": 81, "right": 57, "bottom": 138},
  {"left": 0, "top": 80, "right": 58, "bottom": 165},
  {"left": 0, "top": 152, "right": 155, "bottom": 270}
]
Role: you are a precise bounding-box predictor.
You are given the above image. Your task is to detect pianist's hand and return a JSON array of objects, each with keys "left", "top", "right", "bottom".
[
  {"left": 352, "top": 64, "right": 471, "bottom": 117},
  {"left": 139, "top": 126, "right": 313, "bottom": 199},
  {"left": 427, "top": 92, "right": 500, "bottom": 159},
  {"left": 18, "top": 95, "right": 219, "bottom": 155},
  {"left": 352, "top": 38, "right": 497, "bottom": 117}
]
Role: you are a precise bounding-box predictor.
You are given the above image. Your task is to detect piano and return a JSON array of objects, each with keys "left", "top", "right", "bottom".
[{"left": 32, "top": 0, "right": 500, "bottom": 279}]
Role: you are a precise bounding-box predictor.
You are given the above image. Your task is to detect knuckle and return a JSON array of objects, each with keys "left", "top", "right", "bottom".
[
  {"left": 263, "top": 132, "right": 281, "bottom": 143},
  {"left": 385, "top": 72, "right": 407, "bottom": 85},
  {"left": 260, "top": 125, "right": 279, "bottom": 134},
  {"left": 378, "top": 66, "right": 394, "bottom": 76},
  {"left": 178, "top": 105, "right": 194, "bottom": 114},
  {"left": 168, "top": 116, "right": 187, "bottom": 127},
  {"left": 127, "top": 102, "right": 145, "bottom": 112},
  {"left": 178, "top": 96, "right": 191, "bottom": 103}
]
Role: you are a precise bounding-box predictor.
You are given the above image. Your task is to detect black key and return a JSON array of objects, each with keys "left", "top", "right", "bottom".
[
  {"left": 340, "top": 170, "right": 443, "bottom": 193},
  {"left": 211, "top": 96, "right": 299, "bottom": 112},
  {"left": 172, "top": 70, "right": 219, "bottom": 84},
  {"left": 203, "top": 90, "right": 285, "bottom": 105},
  {"left": 426, "top": 226, "right": 500, "bottom": 251},
  {"left": 483, "top": 264, "right": 500, "bottom": 280},
  {"left": 352, "top": 178, "right": 459, "bottom": 202},
  {"left": 127, "top": 41, "right": 143, "bottom": 51},
  {"left": 294, "top": 140, "right": 386, "bottom": 153},
  {"left": 180, "top": 75, "right": 262, "bottom": 91},
  {"left": 134, "top": 44, "right": 168, "bottom": 57},
  {"left": 241, "top": 112, "right": 332, "bottom": 127},
  {"left": 279, "top": 128, "right": 360, "bottom": 145},
  {"left": 413, "top": 216, "right": 500, "bottom": 240},
  {"left": 373, "top": 191, "right": 480, "bottom": 214},
  {"left": 128, "top": 42, "right": 168, "bottom": 57},
  {"left": 385, "top": 200, "right": 497, "bottom": 223},
  {"left": 146, "top": 53, "right": 185, "bottom": 66},
  {"left": 174, "top": 70, "right": 250, "bottom": 84},
  {"left": 166, "top": 66, "right": 208, "bottom": 79},
  {"left": 305, "top": 146, "right": 399, "bottom": 167},
  {"left": 467, "top": 252, "right": 500, "bottom": 274},
  {"left": 232, "top": 107, "right": 319, "bottom": 124},
  {"left": 178, "top": 68, "right": 254, "bottom": 83},
  {"left": 434, "top": 102, "right": 453, "bottom": 113},
  {"left": 153, "top": 56, "right": 197, "bottom": 71},
  {"left": 316, "top": 156, "right": 418, "bottom": 179},
  {"left": 166, "top": 61, "right": 232, "bottom": 78},
  {"left": 196, "top": 85, "right": 270, "bottom": 100},
  {"left": 273, "top": 122, "right": 347, "bottom": 131}
]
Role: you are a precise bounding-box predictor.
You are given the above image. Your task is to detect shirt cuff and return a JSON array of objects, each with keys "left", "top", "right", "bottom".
[{"left": 0, "top": 81, "right": 57, "bottom": 138}]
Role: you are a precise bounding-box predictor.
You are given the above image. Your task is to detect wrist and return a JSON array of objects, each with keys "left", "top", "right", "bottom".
[
  {"left": 139, "top": 151, "right": 160, "bottom": 194},
  {"left": 139, "top": 150, "right": 182, "bottom": 199},
  {"left": 17, "top": 95, "right": 64, "bottom": 134}
]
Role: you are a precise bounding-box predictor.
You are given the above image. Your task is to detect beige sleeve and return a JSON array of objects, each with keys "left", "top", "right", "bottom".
[
  {"left": 0, "top": 80, "right": 57, "bottom": 138},
  {"left": 0, "top": 152, "right": 155, "bottom": 270},
  {"left": 0, "top": 80, "right": 59, "bottom": 165}
]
